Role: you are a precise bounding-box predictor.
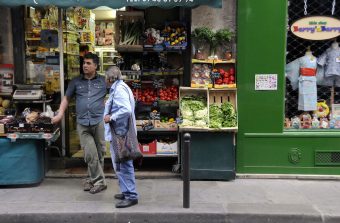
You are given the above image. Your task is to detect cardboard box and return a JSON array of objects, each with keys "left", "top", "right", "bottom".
[
  {"left": 139, "top": 140, "right": 157, "bottom": 155},
  {"left": 156, "top": 140, "right": 177, "bottom": 155}
]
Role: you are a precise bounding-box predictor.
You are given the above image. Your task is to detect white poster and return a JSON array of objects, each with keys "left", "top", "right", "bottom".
[{"left": 255, "top": 74, "right": 278, "bottom": 90}]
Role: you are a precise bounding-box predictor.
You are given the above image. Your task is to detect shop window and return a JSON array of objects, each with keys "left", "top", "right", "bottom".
[{"left": 285, "top": 0, "right": 340, "bottom": 129}]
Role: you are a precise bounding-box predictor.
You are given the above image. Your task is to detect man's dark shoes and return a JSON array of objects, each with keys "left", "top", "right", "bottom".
[
  {"left": 114, "top": 193, "right": 125, "bottom": 200},
  {"left": 89, "top": 184, "right": 107, "bottom": 194},
  {"left": 115, "top": 199, "right": 138, "bottom": 208}
]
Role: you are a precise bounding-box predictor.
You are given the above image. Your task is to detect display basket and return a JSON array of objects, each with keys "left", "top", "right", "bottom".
[{"left": 162, "top": 21, "right": 187, "bottom": 50}]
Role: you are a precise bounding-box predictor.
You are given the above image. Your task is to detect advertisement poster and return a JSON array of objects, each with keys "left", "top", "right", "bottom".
[{"left": 255, "top": 74, "right": 278, "bottom": 90}]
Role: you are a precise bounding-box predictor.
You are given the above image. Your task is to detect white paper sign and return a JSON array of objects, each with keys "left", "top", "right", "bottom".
[{"left": 255, "top": 74, "right": 278, "bottom": 90}]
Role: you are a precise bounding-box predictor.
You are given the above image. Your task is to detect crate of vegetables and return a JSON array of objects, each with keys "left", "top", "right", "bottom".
[
  {"left": 115, "top": 11, "right": 144, "bottom": 52},
  {"left": 158, "top": 85, "right": 179, "bottom": 102},
  {"left": 179, "top": 87, "right": 209, "bottom": 129},
  {"left": 208, "top": 89, "right": 237, "bottom": 130},
  {"left": 213, "top": 66, "right": 236, "bottom": 89}
]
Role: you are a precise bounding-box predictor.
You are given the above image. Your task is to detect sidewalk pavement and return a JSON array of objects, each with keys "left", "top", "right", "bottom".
[{"left": 1, "top": 177, "right": 340, "bottom": 223}]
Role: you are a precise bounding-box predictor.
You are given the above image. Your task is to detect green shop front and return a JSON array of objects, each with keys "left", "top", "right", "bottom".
[{"left": 237, "top": 0, "right": 340, "bottom": 175}]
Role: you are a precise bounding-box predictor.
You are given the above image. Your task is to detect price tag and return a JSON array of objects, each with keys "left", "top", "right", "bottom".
[
  {"left": 131, "top": 81, "right": 141, "bottom": 89},
  {"left": 176, "top": 117, "right": 183, "bottom": 124},
  {"left": 150, "top": 111, "right": 161, "bottom": 120},
  {"left": 152, "top": 99, "right": 159, "bottom": 107},
  {"left": 142, "top": 121, "right": 154, "bottom": 131},
  {"left": 211, "top": 72, "right": 221, "bottom": 79},
  {"left": 153, "top": 79, "right": 164, "bottom": 88}
]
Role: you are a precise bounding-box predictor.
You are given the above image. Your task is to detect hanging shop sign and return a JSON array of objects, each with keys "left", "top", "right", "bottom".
[
  {"left": 290, "top": 16, "right": 340, "bottom": 40},
  {"left": 0, "top": 0, "right": 222, "bottom": 9}
]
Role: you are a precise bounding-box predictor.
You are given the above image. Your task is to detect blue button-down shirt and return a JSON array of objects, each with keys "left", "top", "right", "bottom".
[
  {"left": 65, "top": 74, "right": 106, "bottom": 126},
  {"left": 104, "top": 80, "right": 136, "bottom": 141}
]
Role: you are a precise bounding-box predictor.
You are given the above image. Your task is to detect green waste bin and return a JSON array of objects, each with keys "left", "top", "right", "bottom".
[
  {"left": 0, "top": 138, "right": 45, "bottom": 185},
  {"left": 181, "top": 132, "right": 235, "bottom": 180}
]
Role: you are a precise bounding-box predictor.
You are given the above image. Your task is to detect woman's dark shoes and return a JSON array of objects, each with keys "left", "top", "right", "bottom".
[
  {"left": 83, "top": 180, "right": 93, "bottom": 191},
  {"left": 115, "top": 199, "right": 138, "bottom": 208},
  {"left": 89, "top": 184, "right": 107, "bottom": 194},
  {"left": 114, "top": 193, "right": 125, "bottom": 200}
]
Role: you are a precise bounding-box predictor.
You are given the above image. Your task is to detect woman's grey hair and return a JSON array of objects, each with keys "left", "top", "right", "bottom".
[{"left": 105, "top": 66, "right": 123, "bottom": 82}]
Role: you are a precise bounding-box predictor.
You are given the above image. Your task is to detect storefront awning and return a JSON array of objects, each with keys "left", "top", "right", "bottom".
[{"left": 0, "top": 0, "right": 222, "bottom": 9}]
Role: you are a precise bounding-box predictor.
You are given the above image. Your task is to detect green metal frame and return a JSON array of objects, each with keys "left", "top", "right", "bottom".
[{"left": 236, "top": 0, "right": 340, "bottom": 175}]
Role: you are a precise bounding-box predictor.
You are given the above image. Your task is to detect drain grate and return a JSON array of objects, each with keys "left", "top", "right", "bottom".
[{"left": 315, "top": 151, "right": 340, "bottom": 166}]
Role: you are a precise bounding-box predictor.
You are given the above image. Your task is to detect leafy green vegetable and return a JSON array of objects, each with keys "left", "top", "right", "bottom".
[
  {"left": 215, "top": 28, "right": 234, "bottom": 45},
  {"left": 180, "top": 96, "right": 208, "bottom": 127},
  {"left": 221, "top": 102, "right": 237, "bottom": 127},
  {"left": 191, "top": 27, "right": 214, "bottom": 43},
  {"left": 209, "top": 104, "right": 223, "bottom": 128}
]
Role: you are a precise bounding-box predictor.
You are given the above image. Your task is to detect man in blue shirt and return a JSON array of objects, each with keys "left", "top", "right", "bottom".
[{"left": 52, "top": 53, "right": 107, "bottom": 194}]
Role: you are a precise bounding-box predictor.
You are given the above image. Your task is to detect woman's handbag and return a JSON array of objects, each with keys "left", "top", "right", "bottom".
[{"left": 110, "top": 115, "right": 143, "bottom": 162}]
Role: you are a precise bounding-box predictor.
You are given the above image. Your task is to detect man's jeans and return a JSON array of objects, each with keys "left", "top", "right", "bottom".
[
  {"left": 77, "top": 121, "right": 106, "bottom": 186},
  {"left": 109, "top": 142, "right": 138, "bottom": 200}
]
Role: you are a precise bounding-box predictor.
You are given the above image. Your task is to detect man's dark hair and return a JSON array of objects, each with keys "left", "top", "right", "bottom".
[
  {"left": 80, "top": 44, "right": 89, "bottom": 52},
  {"left": 84, "top": 52, "right": 99, "bottom": 66}
]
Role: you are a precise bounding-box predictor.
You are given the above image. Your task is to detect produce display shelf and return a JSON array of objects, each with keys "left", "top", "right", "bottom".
[
  {"left": 192, "top": 59, "right": 214, "bottom": 64},
  {"left": 214, "top": 59, "right": 236, "bottom": 64},
  {"left": 121, "top": 70, "right": 142, "bottom": 75},
  {"left": 190, "top": 84, "right": 213, "bottom": 88},
  {"left": 180, "top": 86, "right": 209, "bottom": 91},
  {"left": 179, "top": 126, "right": 237, "bottom": 132},
  {"left": 26, "top": 38, "right": 41, "bottom": 41},
  {"left": 143, "top": 70, "right": 182, "bottom": 76},
  {"left": 116, "top": 45, "right": 143, "bottom": 52},
  {"left": 137, "top": 127, "right": 178, "bottom": 132},
  {"left": 178, "top": 126, "right": 210, "bottom": 132},
  {"left": 5, "top": 128, "right": 60, "bottom": 142},
  {"left": 210, "top": 87, "right": 237, "bottom": 91},
  {"left": 143, "top": 47, "right": 185, "bottom": 53},
  {"left": 143, "top": 154, "right": 177, "bottom": 158}
]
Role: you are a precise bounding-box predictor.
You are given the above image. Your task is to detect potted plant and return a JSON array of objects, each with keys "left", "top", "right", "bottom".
[
  {"left": 215, "top": 28, "right": 234, "bottom": 60},
  {"left": 191, "top": 27, "right": 214, "bottom": 59}
]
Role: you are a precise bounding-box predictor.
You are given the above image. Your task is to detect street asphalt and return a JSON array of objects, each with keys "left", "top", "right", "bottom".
[{"left": 1, "top": 176, "right": 340, "bottom": 223}]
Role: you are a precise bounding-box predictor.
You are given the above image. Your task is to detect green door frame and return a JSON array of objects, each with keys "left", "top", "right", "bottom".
[{"left": 236, "top": 0, "right": 340, "bottom": 175}]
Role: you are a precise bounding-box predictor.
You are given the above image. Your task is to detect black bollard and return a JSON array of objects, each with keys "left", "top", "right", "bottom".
[{"left": 183, "top": 133, "right": 191, "bottom": 208}]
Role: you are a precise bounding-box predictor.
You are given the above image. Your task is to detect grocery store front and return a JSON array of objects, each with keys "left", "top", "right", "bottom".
[{"left": 0, "top": 0, "right": 238, "bottom": 181}]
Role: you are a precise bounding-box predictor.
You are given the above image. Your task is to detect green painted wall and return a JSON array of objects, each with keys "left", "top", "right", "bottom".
[{"left": 236, "top": 0, "right": 340, "bottom": 174}]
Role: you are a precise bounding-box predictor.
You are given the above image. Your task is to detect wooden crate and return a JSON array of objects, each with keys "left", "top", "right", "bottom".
[
  {"left": 208, "top": 89, "right": 237, "bottom": 111},
  {"left": 179, "top": 87, "right": 209, "bottom": 129},
  {"left": 115, "top": 11, "right": 144, "bottom": 50}
]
